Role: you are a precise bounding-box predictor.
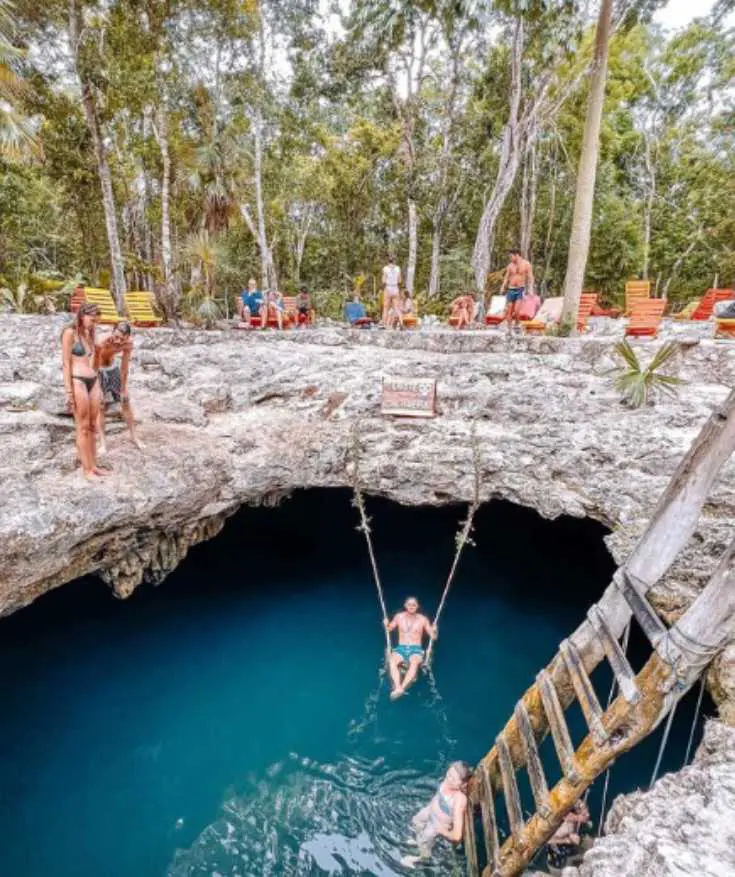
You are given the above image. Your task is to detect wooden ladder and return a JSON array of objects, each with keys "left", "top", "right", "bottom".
[
  {"left": 462, "top": 389, "right": 735, "bottom": 877},
  {"left": 464, "top": 570, "right": 675, "bottom": 877}
]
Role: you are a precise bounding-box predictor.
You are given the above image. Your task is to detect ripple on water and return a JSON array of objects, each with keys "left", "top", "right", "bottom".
[{"left": 167, "top": 753, "right": 467, "bottom": 876}]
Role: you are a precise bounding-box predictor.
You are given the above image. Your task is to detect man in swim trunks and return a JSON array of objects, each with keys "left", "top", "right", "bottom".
[
  {"left": 381, "top": 256, "right": 402, "bottom": 325},
  {"left": 384, "top": 596, "right": 437, "bottom": 700},
  {"left": 500, "top": 248, "right": 534, "bottom": 334}
]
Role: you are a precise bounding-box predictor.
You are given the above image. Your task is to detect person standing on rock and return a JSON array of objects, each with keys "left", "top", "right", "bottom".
[
  {"left": 384, "top": 597, "right": 437, "bottom": 699},
  {"left": 500, "top": 249, "right": 534, "bottom": 334},
  {"left": 61, "top": 302, "right": 108, "bottom": 481},
  {"left": 94, "top": 321, "right": 143, "bottom": 453},
  {"left": 381, "top": 256, "right": 402, "bottom": 325}
]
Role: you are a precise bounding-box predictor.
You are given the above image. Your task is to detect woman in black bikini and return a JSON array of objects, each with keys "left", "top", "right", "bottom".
[{"left": 61, "top": 303, "right": 107, "bottom": 480}]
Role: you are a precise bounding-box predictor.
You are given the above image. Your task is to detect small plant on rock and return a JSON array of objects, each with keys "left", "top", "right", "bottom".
[{"left": 613, "top": 339, "right": 684, "bottom": 408}]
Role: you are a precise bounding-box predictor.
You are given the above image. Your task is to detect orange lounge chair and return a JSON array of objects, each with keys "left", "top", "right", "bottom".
[
  {"left": 624, "top": 280, "right": 651, "bottom": 315},
  {"left": 577, "top": 292, "right": 598, "bottom": 332},
  {"left": 69, "top": 287, "right": 122, "bottom": 324},
  {"left": 690, "top": 289, "right": 735, "bottom": 321},
  {"left": 673, "top": 299, "right": 700, "bottom": 320},
  {"left": 124, "top": 291, "right": 163, "bottom": 327},
  {"left": 625, "top": 298, "right": 665, "bottom": 337},
  {"left": 284, "top": 295, "right": 314, "bottom": 326},
  {"left": 716, "top": 319, "right": 735, "bottom": 338}
]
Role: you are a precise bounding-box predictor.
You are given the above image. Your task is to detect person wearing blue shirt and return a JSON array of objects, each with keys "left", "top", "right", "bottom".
[
  {"left": 237, "top": 277, "right": 265, "bottom": 327},
  {"left": 344, "top": 293, "right": 371, "bottom": 327}
]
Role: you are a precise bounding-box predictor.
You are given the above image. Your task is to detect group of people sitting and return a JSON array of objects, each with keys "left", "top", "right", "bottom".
[
  {"left": 236, "top": 278, "right": 313, "bottom": 329},
  {"left": 61, "top": 303, "right": 142, "bottom": 481}
]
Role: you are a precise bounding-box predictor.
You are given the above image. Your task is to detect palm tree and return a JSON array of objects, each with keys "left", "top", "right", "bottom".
[{"left": 0, "top": 0, "right": 39, "bottom": 160}]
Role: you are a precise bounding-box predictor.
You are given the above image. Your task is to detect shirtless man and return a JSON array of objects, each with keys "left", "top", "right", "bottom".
[
  {"left": 381, "top": 256, "right": 402, "bottom": 325},
  {"left": 384, "top": 597, "right": 437, "bottom": 700},
  {"left": 500, "top": 249, "right": 534, "bottom": 333},
  {"left": 546, "top": 798, "right": 593, "bottom": 874}
]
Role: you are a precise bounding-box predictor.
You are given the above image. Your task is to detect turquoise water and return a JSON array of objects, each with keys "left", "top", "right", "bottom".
[{"left": 0, "top": 491, "right": 710, "bottom": 876}]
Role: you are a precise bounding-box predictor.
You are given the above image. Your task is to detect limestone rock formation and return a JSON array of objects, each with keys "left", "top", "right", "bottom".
[
  {"left": 1, "top": 315, "right": 734, "bottom": 877},
  {"left": 565, "top": 721, "right": 735, "bottom": 877}
]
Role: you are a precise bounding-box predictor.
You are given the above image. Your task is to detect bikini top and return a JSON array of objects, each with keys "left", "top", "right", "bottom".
[
  {"left": 69, "top": 330, "right": 91, "bottom": 358},
  {"left": 435, "top": 787, "right": 455, "bottom": 817}
]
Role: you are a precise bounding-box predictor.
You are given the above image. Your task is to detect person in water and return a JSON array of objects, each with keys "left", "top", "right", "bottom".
[
  {"left": 61, "top": 302, "right": 108, "bottom": 481},
  {"left": 546, "top": 797, "right": 593, "bottom": 874},
  {"left": 384, "top": 596, "right": 437, "bottom": 699},
  {"left": 94, "top": 320, "right": 143, "bottom": 453},
  {"left": 401, "top": 761, "right": 472, "bottom": 868}
]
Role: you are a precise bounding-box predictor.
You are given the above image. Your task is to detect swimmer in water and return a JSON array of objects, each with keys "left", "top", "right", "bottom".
[
  {"left": 401, "top": 761, "right": 472, "bottom": 868},
  {"left": 383, "top": 596, "right": 437, "bottom": 700}
]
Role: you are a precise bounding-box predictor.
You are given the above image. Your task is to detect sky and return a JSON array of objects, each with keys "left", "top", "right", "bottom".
[{"left": 655, "top": 0, "right": 717, "bottom": 29}]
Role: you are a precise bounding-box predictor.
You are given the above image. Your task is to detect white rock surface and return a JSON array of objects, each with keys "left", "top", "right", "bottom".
[
  {"left": 566, "top": 721, "right": 735, "bottom": 877},
  {"left": 0, "top": 315, "right": 734, "bottom": 700}
]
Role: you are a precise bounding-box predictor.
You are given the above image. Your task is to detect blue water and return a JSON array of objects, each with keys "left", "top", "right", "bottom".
[{"left": 0, "top": 491, "right": 711, "bottom": 876}]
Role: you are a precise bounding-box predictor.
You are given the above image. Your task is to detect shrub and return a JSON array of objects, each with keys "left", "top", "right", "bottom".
[{"left": 612, "top": 340, "right": 685, "bottom": 408}]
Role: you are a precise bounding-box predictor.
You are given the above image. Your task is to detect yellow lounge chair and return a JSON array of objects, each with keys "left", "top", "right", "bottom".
[
  {"left": 624, "top": 280, "right": 651, "bottom": 315},
  {"left": 124, "top": 291, "right": 163, "bottom": 327},
  {"left": 83, "top": 287, "right": 122, "bottom": 324},
  {"left": 673, "top": 299, "right": 700, "bottom": 320}
]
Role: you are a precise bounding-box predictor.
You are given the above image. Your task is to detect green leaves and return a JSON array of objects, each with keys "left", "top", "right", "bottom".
[{"left": 613, "top": 339, "right": 685, "bottom": 409}]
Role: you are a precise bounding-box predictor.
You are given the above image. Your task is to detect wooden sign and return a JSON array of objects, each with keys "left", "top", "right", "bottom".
[{"left": 381, "top": 377, "right": 437, "bottom": 418}]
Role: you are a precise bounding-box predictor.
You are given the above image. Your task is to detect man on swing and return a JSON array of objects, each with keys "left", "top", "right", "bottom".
[{"left": 384, "top": 597, "right": 437, "bottom": 700}]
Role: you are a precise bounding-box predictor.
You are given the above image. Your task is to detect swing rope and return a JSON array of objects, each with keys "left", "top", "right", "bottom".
[
  {"left": 649, "top": 699, "right": 678, "bottom": 788},
  {"left": 683, "top": 673, "right": 707, "bottom": 767},
  {"left": 425, "top": 424, "right": 482, "bottom": 667},
  {"left": 350, "top": 427, "right": 391, "bottom": 657},
  {"left": 597, "top": 620, "right": 631, "bottom": 836}
]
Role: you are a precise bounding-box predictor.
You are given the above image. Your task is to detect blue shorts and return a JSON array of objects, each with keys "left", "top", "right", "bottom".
[
  {"left": 393, "top": 644, "right": 424, "bottom": 663},
  {"left": 506, "top": 288, "right": 525, "bottom": 303}
]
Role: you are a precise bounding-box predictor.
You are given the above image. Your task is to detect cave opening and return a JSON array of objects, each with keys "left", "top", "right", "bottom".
[{"left": 0, "top": 490, "right": 713, "bottom": 876}]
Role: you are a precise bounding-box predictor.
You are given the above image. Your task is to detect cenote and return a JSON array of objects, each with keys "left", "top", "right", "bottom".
[{"left": 0, "top": 491, "right": 713, "bottom": 877}]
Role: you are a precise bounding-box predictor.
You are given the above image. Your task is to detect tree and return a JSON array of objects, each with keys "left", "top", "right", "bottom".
[{"left": 560, "top": 0, "right": 613, "bottom": 330}]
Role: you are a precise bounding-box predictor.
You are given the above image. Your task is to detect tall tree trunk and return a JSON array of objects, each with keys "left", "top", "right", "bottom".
[
  {"left": 154, "top": 102, "right": 176, "bottom": 315},
  {"left": 406, "top": 198, "right": 417, "bottom": 294},
  {"left": 471, "top": 17, "right": 524, "bottom": 293},
  {"left": 642, "top": 134, "right": 656, "bottom": 280},
  {"left": 253, "top": 111, "right": 273, "bottom": 289},
  {"left": 429, "top": 224, "right": 442, "bottom": 297},
  {"left": 560, "top": 0, "right": 613, "bottom": 329},
  {"left": 68, "top": 0, "right": 127, "bottom": 307},
  {"left": 542, "top": 148, "right": 558, "bottom": 286},
  {"left": 520, "top": 132, "right": 538, "bottom": 260}
]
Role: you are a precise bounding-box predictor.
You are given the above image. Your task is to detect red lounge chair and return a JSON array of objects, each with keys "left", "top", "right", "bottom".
[
  {"left": 691, "top": 289, "right": 735, "bottom": 321},
  {"left": 625, "top": 298, "right": 666, "bottom": 337},
  {"left": 577, "top": 292, "right": 598, "bottom": 332}
]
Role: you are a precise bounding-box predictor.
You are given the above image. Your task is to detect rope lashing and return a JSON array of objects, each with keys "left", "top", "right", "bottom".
[
  {"left": 425, "top": 424, "right": 482, "bottom": 668},
  {"left": 597, "top": 619, "right": 631, "bottom": 836},
  {"left": 349, "top": 426, "right": 391, "bottom": 658}
]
